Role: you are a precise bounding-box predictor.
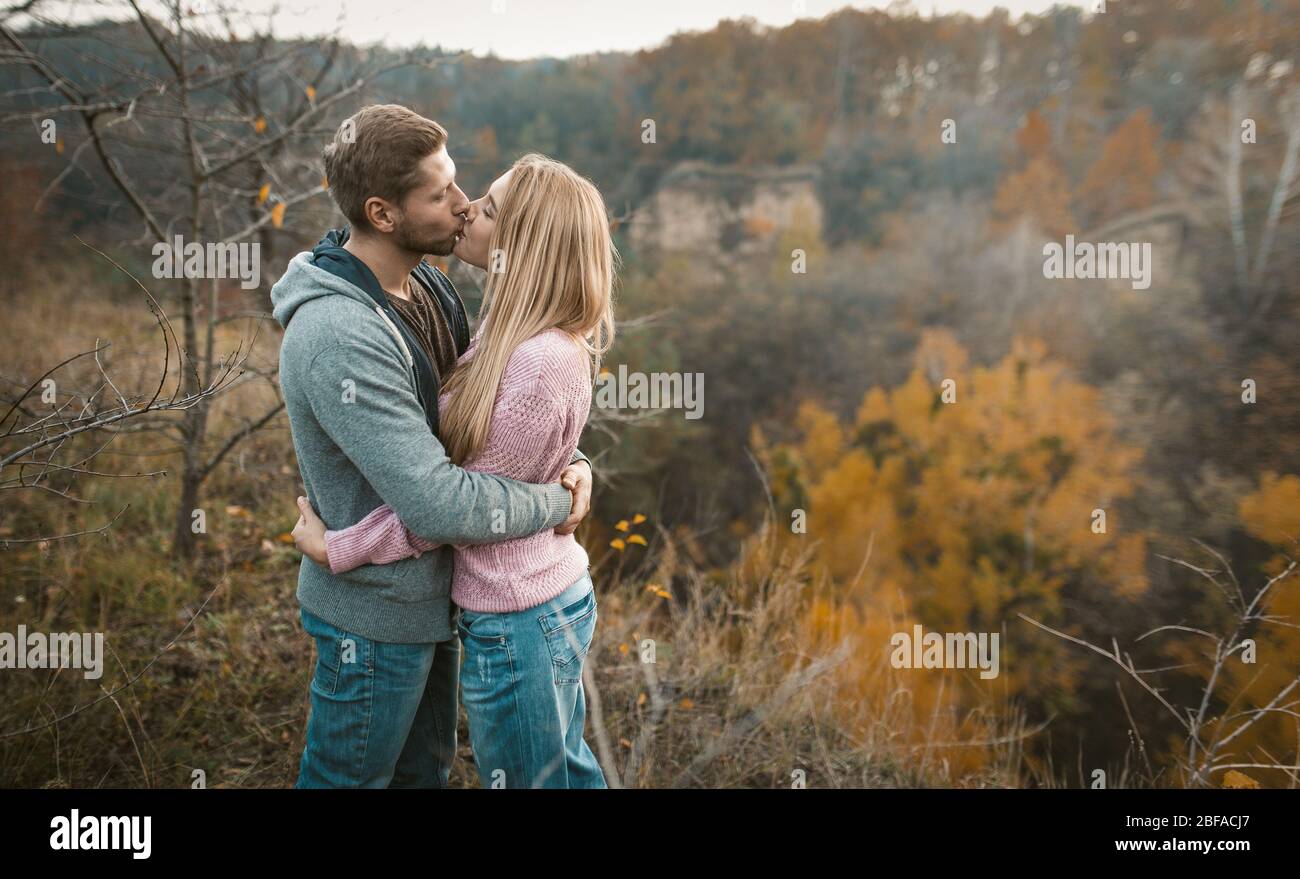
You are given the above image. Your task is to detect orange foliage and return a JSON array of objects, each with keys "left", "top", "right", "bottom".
[
  {"left": 991, "top": 156, "right": 1076, "bottom": 239},
  {"left": 759, "top": 331, "right": 1149, "bottom": 760},
  {"left": 1014, "top": 109, "right": 1054, "bottom": 167},
  {"left": 1075, "top": 108, "right": 1162, "bottom": 227}
]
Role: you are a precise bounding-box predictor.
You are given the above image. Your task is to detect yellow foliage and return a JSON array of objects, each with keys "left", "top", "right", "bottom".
[
  {"left": 769, "top": 333, "right": 1148, "bottom": 731},
  {"left": 1221, "top": 770, "right": 1261, "bottom": 789},
  {"left": 1238, "top": 472, "right": 1300, "bottom": 547}
]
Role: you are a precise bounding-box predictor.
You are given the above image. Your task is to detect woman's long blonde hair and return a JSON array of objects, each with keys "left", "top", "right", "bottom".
[{"left": 440, "top": 154, "right": 617, "bottom": 465}]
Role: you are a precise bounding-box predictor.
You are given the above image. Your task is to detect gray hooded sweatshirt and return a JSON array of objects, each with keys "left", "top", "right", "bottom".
[{"left": 271, "top": 248, "right": 572, "bottom": 643}]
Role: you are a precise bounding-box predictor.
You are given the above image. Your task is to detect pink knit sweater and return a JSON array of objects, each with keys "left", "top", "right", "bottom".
[{"left": 323, "top": 327, "right": 592, "bottom": 613}]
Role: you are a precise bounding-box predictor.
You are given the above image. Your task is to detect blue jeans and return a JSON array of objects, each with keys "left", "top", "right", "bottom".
[
  {"left": 457, "top": 571, "right": 607, "bottom": 788},
  {"left": 295, "top": 607, "right": 460, "bottom": 788}
]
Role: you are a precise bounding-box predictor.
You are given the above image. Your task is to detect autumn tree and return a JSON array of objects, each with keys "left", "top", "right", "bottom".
[
  {"left": 758, "top": 330, "right": 1148, "bottom": 730},
  {"left": 991, "top": 110, "right": 1076, "bottom": 238},
  {"left": 1075, "top": 108, "right": 1163, "bottom": 228},
  {"left": 1009, "top": 108, "right": 1054, "bottom": 170}
]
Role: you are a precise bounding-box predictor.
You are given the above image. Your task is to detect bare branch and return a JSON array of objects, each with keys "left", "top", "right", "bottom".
[
  {"left": 0, "top": 503, "right": 129, "bottom": 547},
  {"left": 199, "top": 399, "right": 283, "bottom": 479}
]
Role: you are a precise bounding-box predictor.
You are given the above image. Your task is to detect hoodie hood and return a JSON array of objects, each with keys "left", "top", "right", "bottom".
[{"left": 271, "top": 228, "right": 388, "bottom": 329}]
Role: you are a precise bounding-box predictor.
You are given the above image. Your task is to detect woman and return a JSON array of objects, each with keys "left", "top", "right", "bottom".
[{"left": 292, "top": 153, "right": 615, "bottom": 788}]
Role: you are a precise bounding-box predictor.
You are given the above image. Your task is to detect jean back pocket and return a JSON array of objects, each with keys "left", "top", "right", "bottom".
[{"left": 538, "top": 587, "right": 597, "bottom": 684}]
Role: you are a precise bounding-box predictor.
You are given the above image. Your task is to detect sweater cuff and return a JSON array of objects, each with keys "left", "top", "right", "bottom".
[
  {"left": 323, "top": 529, "right": 356, "bottom": 575},
  {"left": 544, "top": 483, "right": 573, "bottom": 529}
]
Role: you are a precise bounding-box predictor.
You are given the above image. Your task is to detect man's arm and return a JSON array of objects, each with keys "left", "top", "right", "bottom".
[{"left": 300, "top": 328, "right": 571, "bottom": 546}]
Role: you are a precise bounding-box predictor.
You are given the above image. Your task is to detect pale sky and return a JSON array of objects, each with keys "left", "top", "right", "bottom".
[{"left": 28, "top": 0, "right": 1091, "bottom": 60}]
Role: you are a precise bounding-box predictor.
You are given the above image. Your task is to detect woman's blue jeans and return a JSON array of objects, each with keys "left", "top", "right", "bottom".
[{"left": 457, "top": 571, "right": 607, "bottom": 788}]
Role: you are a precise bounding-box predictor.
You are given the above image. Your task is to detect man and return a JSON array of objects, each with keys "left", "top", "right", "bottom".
[{"left": 271, "top": 104, "right": 593, "bottom": 788}]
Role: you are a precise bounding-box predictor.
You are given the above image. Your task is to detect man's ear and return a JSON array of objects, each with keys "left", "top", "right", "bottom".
[{"left": 363, "top": 196, "right": 397, "bottom": 234}]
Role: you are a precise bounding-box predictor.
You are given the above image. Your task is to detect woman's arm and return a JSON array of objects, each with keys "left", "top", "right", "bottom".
[
  {"left": 292, "top": 389, "right": 569, "bottom": 573},
  {"left": 295, "top": 332, "right": 591, "bottom": 570},
  {"left": 291, "top": 495, "right": 439, "bottom": 573},
  {"left": 323, "top": 504, "right": 439, "bottom": 574}
]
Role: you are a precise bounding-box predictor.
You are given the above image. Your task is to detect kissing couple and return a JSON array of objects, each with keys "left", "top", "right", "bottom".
[{"left": 270, "top": 104, "right": 615, "bottom": 788}]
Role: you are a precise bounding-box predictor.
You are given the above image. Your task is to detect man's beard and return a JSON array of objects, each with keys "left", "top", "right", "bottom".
[{"left": 393, "top": 214, "right": 457, "bottom": 257}]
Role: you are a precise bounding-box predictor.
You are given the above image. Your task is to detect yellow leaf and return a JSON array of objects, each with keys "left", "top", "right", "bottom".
[
  {"left": 305, "top": 85, "right": 316, "bottom": 100},
  {"left": 632, "top": 513, "right": 647, "bottom": 524},
  {"left": 321, "top": 175, "right": 329, "bottom": 189},
  {"left": 276, "top": 532, "right": 295, "bottom": 544},
  {"left": 1222, "top": 770, "right": 1260, "bottom": 789},
  {"left": 257, "top": 183, "right": 270, "bottom": 204},
  {"left": 225, "top": 504, "right": 247, "bottom": 517},
  {"left": 679, "top": 698, "right": 694, "bottom": 710},
  {"left": 253, "top": 116, "right": 267, "bottom": 134},
  {"left": 636, "top": 692, "right": 647, "bottom": 707},
  {"left": 614, "top": 520, "right": 629, "bottom": 532},
  {"left": 55, "top": 137, "right": 64, "bottom": 155},
  {"left": 655, "top": 588, "right": 671, "bottom": 600},
  {"left": 618, "top": 642, "right": 629, "bottom": 655},
  {"left": 619, "top": 738, "right": 632, "bottom": 749},
  {"left": 609, "top": 538, "right": 625, "bottom": 551},
  {"left": 270, "top": 202, "right": 286, "bottom": 229},
  {"left": 627, "top": 534, "right": 647, "bottom": 546}
]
